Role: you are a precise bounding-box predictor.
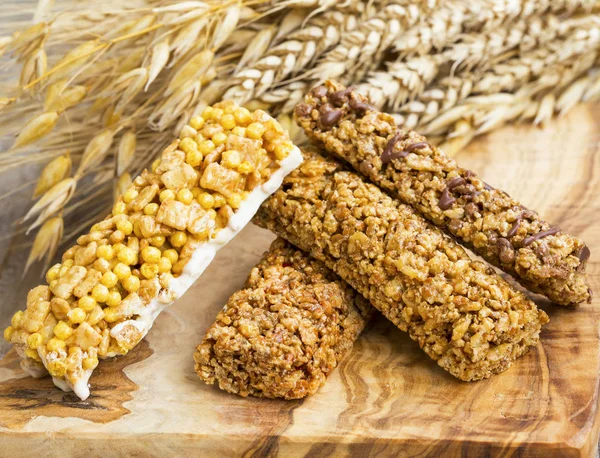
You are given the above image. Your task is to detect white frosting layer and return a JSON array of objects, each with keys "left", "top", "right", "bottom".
[{"left": 39, "top": 144, "right": 303, "bottom": 400}]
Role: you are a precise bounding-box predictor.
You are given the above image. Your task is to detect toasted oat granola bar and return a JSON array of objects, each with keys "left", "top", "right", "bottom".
[
  {"left": 254, "top": 150, "right": 549, "bottom": 381},
  {"left": 294, "top": 80, "right": 592, "bottom": 308},
  {"left": 194, "top": 238, "right": 372, "bottom": 399},
  {"left": 3, "top": 101, "right": 302, "bottom": 400}
]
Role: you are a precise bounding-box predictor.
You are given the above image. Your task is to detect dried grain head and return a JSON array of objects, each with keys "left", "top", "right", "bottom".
[{"left": 33, "top": 153, "right": 72, "bottom": 198}]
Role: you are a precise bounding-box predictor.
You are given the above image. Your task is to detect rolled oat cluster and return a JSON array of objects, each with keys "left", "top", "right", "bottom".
[
  {"left": 195, "top": 238, "right": 372, "bottom": 399},
  {"left": 3, "top": 101, "right": 302, "bottom": 400}
]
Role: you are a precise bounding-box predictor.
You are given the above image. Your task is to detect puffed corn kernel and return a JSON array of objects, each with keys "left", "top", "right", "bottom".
[
  {"left": 48, "top": 360, "right": 67, "bottom": 377},
  {"left": 11, "top": 311, "right": 23, "bottom": 329},
  {"left": 141, "top": 263, "right": 160, "bottom": 279},
  {"left": 198, "top": 139, "right": 216, "bottom": 155},
  {"left": 97, "top": 245, "right": 114, "bottom": 261},
  {"left": 212, "top": 132, "right": 227, "bottom": 146},
  {"left": 232, "top": 126, "right": 246, "bottom": 137},
  {"left": 83, "top": 356, "right": 99, "bottom": 371},
  {"left": 68, "top": 308, "right": 86, "bottom": 324},
  {"left": 163, "top": 249, "right": 179, "bottom": 264},
  {"left": 116, "top": 219, "right": 133, "bottom": 236},
  {"left": 46, "top": 337, "right": 66, "bottom": 352},
  {"left": 4, "top": 326, "right": 14, "bottom": 342},
  {"left": 238, "top": 162, "right": 254, "bottom": 174},
  {"left": 180, "top": 125, "right": 197, "bottom": 139},
  {"left": 53, "top": 321, "right": 73, "bottom": 340},
  {"left": 180, "top": 137, "right": 197, "bottom": 153},
  {"left": 27, "top": 332, "right": 43, "bottom": 349},
  {"left": 202, "top": 106, "right": 214, "bottom": 120},
  {"left": 79, "top": 296, "right": 97, "bottom": 313},
  {"left": 246, "top": 122, "right": 266, "bottom": 139},
  {"left": 25, "top": 348, "right": 41, "bottom": 361},
  {"left": 213, "top": 194, "right": 227, "bottom": 208},
  {"left": 144, "top": 203, "right": 159, "bottom": 216},
  {"left": 123, "top": 188, "right": 139, "bottom": 203},
  {"left": 160, "top": 189, "right": 176, "bottom": 202},
  {"left": 170, "top": 231, "right": 187, "bottom": 248},
  {"left": 209, "top": 108, "right": 224, "bottom": 120},
  {"left": 197, "top": 192, "right": 215, "bottom": 209},
  {"left": 122, "top": 275, "right": 140, "bottom": 293},
  {"left": 149, "top": 235, "right": 166, "bottom": 248},
  {"left": 106, "top": 290, "right": 121, "bottom": 307},
  {"left": 158, "top": 257, "right": 172, "bottom": 273},
  {"left": 101, "top": 271, "right": 119, "bottom": 288},
  {"left": 103, "top": 307, "right": 119, "bottom": 323},
  {"left": 113, "top": 201, "right": 126, "bottom": 215},
  {"left": 142, "top": 246, "right": 162, "bottom": 264},
  {"left": 234, "top": 108, "right": 252, "bottom": 125},
  {"left": 222, "top": 150, "right": 241, "bottom": 169},
  {"left": 220, "top": 114, "right": 236, "bottom": 130},
  {"left": 46, "top": 265, "right": 60, "bottom": 283},
  {"left": 110, "top": 230, "right": 125, "bottom": 244},
  {"left": 189, "top": 115, "right": 204, "bottom": 130},
  {"left": 118, "top": 247, "right": 137, "bottom": 266},
  {"left": 113, "top": 262, "right": 131, "bottom": 279},
  {"left": 177, "top": 188, "right": 194, "bottom": 205},
  {"left": 151, "top": 158, "right": 161, "bottom": 172},
  {"left": 274, "top": 143, "right": 293, "bottom": 161},
  {"left": 186, "top": 149, "right": 203, "bottom": 167},
  {"left": 227, "top": 193, "right": 242, "bottom": 209},
  {"left": 63, "top": 259, "right": 74, "bottom": 267},
  {"left": 92, "top": 283, "right": 110, "bottom": 303}
]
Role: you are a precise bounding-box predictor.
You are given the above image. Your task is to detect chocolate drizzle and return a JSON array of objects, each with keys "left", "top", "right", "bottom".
[
  {"left": 438, "top": 175, "right": 468, "bottom": 210},
  {"left": 381, "top": 132, "right": 404, "bottom": 164},
  {"left": 507, "top": 213, "right": 523, "bottom": 238},
  {"left": 523, "top": 227, "right": 561, "bottom": 247},
  {"left": 311, "top": 85, "right": 327, "bottom": 98},
  {"left": 381, "top": 137, "right": 428, "bottom": 164},
  {"left": 349, "top": 98, "right": 375, "bottom": 115},
  {"left": 578, "top": 245, "right": 591, "bottom": 263},
  {"left": 318, "top": 103, "right": 342, "bottom": 130},
  {"left": 438, "top": 188, "right": 456, "bottom": 210},
  {"left": 330, "top": 87, "right": 353, "bottom": 106}
]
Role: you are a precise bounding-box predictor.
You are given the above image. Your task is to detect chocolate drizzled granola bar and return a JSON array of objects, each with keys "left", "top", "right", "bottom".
[
  {"left": 295, "top": 80, "right": 592, "bottom": 308},
  {"left": 254, "top": 150, "right": 548, "bottom": 381},
  {"left": 194, "top": 238, "right": 372, "bottom": 399}
]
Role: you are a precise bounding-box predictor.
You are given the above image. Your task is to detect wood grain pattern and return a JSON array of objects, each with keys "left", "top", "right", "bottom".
[{"left": 0, "top": 104, "right": 599, "bottom": 457}]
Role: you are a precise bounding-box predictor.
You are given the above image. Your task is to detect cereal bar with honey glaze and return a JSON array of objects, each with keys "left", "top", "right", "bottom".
[
  {"left": 194, "top": 238, "right": 372, "bottom": 399},
  {"left": 3, "top": 101, "right": 302, "bottom": 400},
  {"left": 294, "top": 80, "right": 592, "bottom": 307},
  {"left": 254, "top": 150, "right": 549, "bottom": 381}
]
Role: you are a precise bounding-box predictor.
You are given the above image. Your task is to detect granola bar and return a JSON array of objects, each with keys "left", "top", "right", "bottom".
[
  {"left": 294, "top": 80, "right": 592, "bottom": 308},
  {"left": 194, "top": 238, "right": 372, "bottom": 399},
  {"left": 3, "top": 101, "right": 303, "bottom": 400},
  {"left": 254, "top": 149, "right": 549, "bottom": 381}
]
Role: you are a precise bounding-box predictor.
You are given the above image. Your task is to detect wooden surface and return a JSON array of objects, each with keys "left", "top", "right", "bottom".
[{"left": 0, "top": 104, "right": 599, "bottom": 457}]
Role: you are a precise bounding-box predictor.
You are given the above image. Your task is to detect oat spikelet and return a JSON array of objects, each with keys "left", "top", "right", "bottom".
[
  {"left": 20, "top": 48, "right": 47, "bottom": 88},
  {"left": 33, "top": 153, "right": 72, "bottom": 198},
  {"left": 76, "top": 129, "right": 115, "bottom": 178},
  {"left": 114, "top": 172, "right": 132, "bottom": 201},
  {"left": 14, "top": 111, "right": 59, "bottom": 149},
  {"left": 117, "top": 130, "right": 136, "bottom": 175},
  {"left": 44, "top": 80, "right": 87, "bottom": 113},
  {"left": 24, "top": 216, "right": 63, "bottom": 274},
  {"left": 24, "top": 178, "right": 76, "bottom": 232},
  {"left": 145, "top": 40, "right": 170, "bottom": 90}
]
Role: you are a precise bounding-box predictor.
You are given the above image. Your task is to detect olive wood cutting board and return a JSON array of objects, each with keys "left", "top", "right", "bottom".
[{"left": 0, "top": 104, "right": 599, "bottom": 457}]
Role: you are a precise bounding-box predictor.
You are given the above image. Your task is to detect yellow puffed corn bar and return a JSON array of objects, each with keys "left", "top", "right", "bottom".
[{"left": 4, "top": 101, "right": 302, "bottom": 400}]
